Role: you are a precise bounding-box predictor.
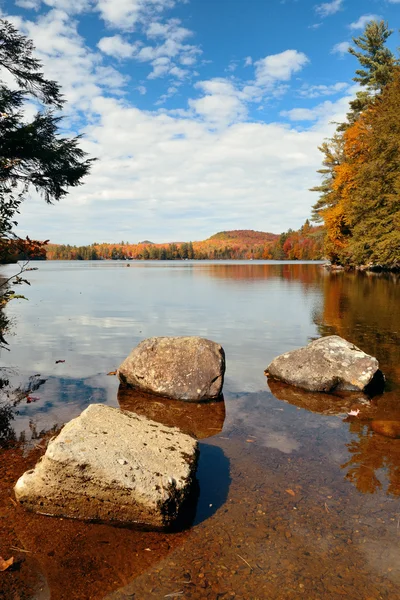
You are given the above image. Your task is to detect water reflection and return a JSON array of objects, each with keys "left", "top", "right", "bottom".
[
  {"left": 267, "top": 378, "right": 376, "bottom": 416},
  {"left": 117, "top": 384, "right": 226, "bottom": 439},
  {"left": 267, "top": 379, "right": 400, "bottom": 497},
  {"left": 196, "top": 261, "right": 325, "bottom": 287},
  {"left": 315, "top": 271, "right": 400, "bottom": 387},
  {"left": 342, "top": 420, "right": 400, "bottom": 496},
  {"left": 1, "top": 261, "right": 400, "bottom": 599}
]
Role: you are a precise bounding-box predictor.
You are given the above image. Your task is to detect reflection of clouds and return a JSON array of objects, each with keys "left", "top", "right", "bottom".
[
  {"left": 9, "top": 375, "right": 119, "bottom": 443},
  {"left": 2, "top": 261, "right": 322, "bottom": 392},
  {"left": 54, "top": 315, "right": 135, "bottom": 329},
  {"left": 224, "top": 390, "right": 302, "bottom": 454},
  {"left": 259, "top": 431, "right": 299, "bottom": 453}
]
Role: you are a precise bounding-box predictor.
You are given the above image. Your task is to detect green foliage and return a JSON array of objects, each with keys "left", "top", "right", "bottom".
[
  {"left": 0, "top": 18, "right": 94, "bottom": 253},
  {"left": 345, "top": 70, "right": 400, "bottom": 267},
  {"left": 0, "top": 19, "right": 94, "bottom": 349},
  {"left": 310, "top": 135, "right": 343, "bottom": 222},
  {"left": 349, "top": 20, "right": 395, "bottom": 92},
  {"left": 311, "top": 18, "right": 399, "bottom": 269}
]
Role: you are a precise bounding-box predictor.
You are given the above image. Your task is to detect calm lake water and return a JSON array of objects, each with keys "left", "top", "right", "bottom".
[{"left": 1, "top": 260, "right": 400, "bottom": 600}]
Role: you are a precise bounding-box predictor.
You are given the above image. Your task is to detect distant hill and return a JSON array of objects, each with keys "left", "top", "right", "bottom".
[
  {"left": 208, "top": 230, "right": 278, "bottom": 243},
  {"left": 138, "top": 240, "right": 154, "bottom": 245}
]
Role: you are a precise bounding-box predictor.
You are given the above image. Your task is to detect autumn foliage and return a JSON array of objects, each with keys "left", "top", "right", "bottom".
[
  {"left": 45, "top": 224, "right": 324, "bottom": 262},
  {"left": 312, "top": 20, "right": 400, "bottom": 269}
]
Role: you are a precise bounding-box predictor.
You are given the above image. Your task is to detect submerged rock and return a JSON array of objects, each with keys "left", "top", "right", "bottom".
[
  {"left": 371, "top": 420, "right": 400, "bottom": 439},
  {"left": 267, "top": 379, "right": 376, "bottom": 417},
  {"left": 265, "top": 335, "right": 384, "bottom": 394},
  {"left": 118, "top": 336, "right": 225, "bottom": 401},
  {"left": 14, "top": 404, "right": 198, "bottom": 529},
  {"left": 118, "top": 384, "right": 226, "bottom": 439}
]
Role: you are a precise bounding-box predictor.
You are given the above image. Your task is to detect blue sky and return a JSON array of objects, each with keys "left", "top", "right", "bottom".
[{"left": 1, "top": 0, "right": 399, "bottom": 244}]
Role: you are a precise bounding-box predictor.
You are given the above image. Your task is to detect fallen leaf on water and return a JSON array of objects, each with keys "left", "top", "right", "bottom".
[
  {"left": 348, "top": 409, "right": 360, "bottom": 417},
  {"left": 0, "top": 556, "right": 14, "bottom": 571},
  {"left": 107, "top": 371, "right": 117, "bottom": 376},
  {"left": 285, "top": 489, "right": 296, "bottom": 497},
  {"left": 26, "top": 395, "right": 39, "bottom": 403},
  {"left": 55, "top": 360, "right": 65, "bottom": 364}
]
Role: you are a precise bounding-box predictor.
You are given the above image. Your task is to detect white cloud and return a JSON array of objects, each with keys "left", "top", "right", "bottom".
[
  {"left": 1, "top": 1, "right": 359, "bottom": 244},
  {"left": 147, "top": 18, "right": 191, "bottom": 42},
  {"left": 281, "top": 103, "right": 335, "bottom": 121},
  {"left": 42, "top": 0, "right": 91, "bottom": 13},
  {"left": 97, "top": 35, "right": 138, "bottom": 59},
  {"left": 298, "top": 81, "right": 348, "bottom": 98},
  {"left": 95, "top": 0, "right": 177, "bottom": 29},
  {"left": 281, "top": 84, "right": 357, "bottom": 123},
  {"left": 331, "top": 41, "right": 350, "bottom": 55},
  {"left": 244, "top": 56, "right": 252, "bottom": 67},
  {"left": 6, "top": 9, "right": 127, "bottom": 115},
  {"left": 315, "top": 0, "right": 343, "bottom": 18},
  {"left": 189, "top": 93, "right": 247, "bottom": 125},
  {"left": 15, "top": 0, "right": 41, "bottom": 9},
  {"left": 254, "top": 50, "right": 309, "bottom": 85},
  {"left": 132, "top": 18, "right": 201, "bottom": 80},
  {"left": 16, "top": 90, "right": 353, "bottom": 244},
  {"left": 349, "top": 14, "right": 381, "bottom": 30}
]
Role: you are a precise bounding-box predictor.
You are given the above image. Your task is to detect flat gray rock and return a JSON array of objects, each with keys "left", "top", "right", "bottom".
[
  {"left": 14, "top": 404, "right": 198, "bottom": 529},
  {"left": 266, "top": 335, "right": 384, "bottom": 393},
  {"left": 118, "top": 336, "right": 225, "bottom": 401}
]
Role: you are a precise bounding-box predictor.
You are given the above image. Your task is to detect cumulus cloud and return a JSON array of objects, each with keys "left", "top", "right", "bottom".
[
  {"left": 254, "top": 50, "right": 309, "bottom": 85},
  {"left": 2, "top": 1, "right": 358, "bottom": 244},
  {"left": 315, "top": 0, "right": 343, "bottom": 18},
  {"left": 15, "top": 0, "right": 41, "bottom": 9},
  {"left": 41, "top": 0, "right": 91, "bottom": 13},
  {"left": 97, "top": 34, "right": 138, "bottom": 58},
  {"left": 331, "top": 41, "right": 350, "bottom": 56},
  {"left": 95, "top": 0, "right": 177, "bottom": 29},
  {"left": 16, "top": 90, "right": 352, "bottom": 244},
  {"left": 349, "top": 14, "right": 381, "bottom": 30}
]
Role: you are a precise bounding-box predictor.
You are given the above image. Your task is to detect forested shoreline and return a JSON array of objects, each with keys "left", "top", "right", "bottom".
[{"left": 44, "top": 222, "right": 324, "bottom": 261}]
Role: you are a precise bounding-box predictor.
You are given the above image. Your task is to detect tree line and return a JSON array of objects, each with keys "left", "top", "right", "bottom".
[
  {"left": 45, "top": 221, "right": 324, "bottom": 261},
  {"left": 311, "top": 20, "right": 400, "bottom": 269}
]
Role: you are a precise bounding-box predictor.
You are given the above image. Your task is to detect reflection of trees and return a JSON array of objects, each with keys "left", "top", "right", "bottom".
[
  {"left": 315, "top": 271, "right": 400, "bottom": 386},
  {"left": 0, "top": 376, "right": 16, "bottom": 447},
  {"left": 0, "top": 402, "right": 16, "bottom": 447},
  {"left": 197, "top": 263, "right": 325, "bottom": 288},
  {"left": 342, "top": 420, "right": 400, "bottom": 496}
]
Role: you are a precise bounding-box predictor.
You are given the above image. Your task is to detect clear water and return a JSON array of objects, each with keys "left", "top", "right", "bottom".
[{"left": 1, "top": 261, "right": 399, "bottom": 600}]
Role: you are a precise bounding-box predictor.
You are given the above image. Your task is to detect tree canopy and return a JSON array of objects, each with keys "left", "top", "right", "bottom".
[
  {"left": 311, "top": 19, "right": 399, "bottom": 268},
  {"left": 0, "top": 18, "right": 94, "bottom": 252}
]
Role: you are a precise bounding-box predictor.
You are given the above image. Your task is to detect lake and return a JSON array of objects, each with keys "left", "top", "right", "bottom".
[{"left": 1, "top": 260, "right": 400, "bottom": 600}]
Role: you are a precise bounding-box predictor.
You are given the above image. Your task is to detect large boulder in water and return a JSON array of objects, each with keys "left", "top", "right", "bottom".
[
  {"left": 118, "top": 336, "right": 225, "bottom": 401},
  {"left": 14, "top": 404, "right": 198, "bottom": 529},
  {"left": 265, "top": 335, "right": 384, "bottom": 394}
]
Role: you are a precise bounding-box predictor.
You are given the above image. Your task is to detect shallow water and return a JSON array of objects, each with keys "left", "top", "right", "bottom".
[{"left": 1, "top": 261, "right": 400, "bottom": 599}]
